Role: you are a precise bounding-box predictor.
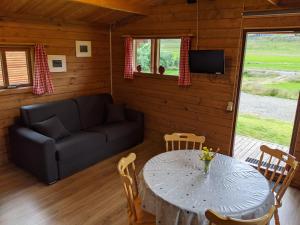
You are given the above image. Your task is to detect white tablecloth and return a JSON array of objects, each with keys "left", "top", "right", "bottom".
[{"left": 139, "top": 150, "right": 274, "bottom": 225}]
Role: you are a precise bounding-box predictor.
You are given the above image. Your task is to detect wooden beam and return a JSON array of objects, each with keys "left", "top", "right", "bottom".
[
  {"left": 70, "top": 0, "right": 148, "bottom": 15},
  {"left": 243, "top": 8, "right": 300, "bottom": 17},
  {"left": 121, "top": 34, "right": 194, "bottom": 38},
  {"left": 267, "top": 0, "right": 281, "bottom": 5}
]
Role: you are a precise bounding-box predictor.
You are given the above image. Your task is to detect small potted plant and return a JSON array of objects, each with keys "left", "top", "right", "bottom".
[
  {"left": 158, "top": 66, "right": 165, "bottom": 75},
  {"left": 136, "top": 65, "right": 142, "bottom": 73},
  {"left": 200, "top": 147, "right": 219, "bottom": 175}
]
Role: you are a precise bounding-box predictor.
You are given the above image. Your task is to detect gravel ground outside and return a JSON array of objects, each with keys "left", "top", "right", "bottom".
[{"left": 238, "top": 92, "right": 298, "bottom": 122}]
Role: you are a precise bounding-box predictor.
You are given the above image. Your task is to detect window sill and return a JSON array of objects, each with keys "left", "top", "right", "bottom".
[
  {"left": 0, "top": 86, "right": 32, "bottom": 96},
  {"left": 134, "top": 72, "right": 178, "bottom": 80}
]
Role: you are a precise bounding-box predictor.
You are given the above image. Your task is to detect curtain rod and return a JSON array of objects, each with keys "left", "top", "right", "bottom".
[
  {"left": 122, "top": 34, "right": 194, "bottom": 38},
  {"left": 0, "top": 42, "right": 48, "bottom": 47}
]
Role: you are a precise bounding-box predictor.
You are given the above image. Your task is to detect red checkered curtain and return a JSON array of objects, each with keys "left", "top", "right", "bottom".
[
  {"left": 33, "top": 44, "right": 54, "bottom": 95},
  {"left": 124, "top": 37, "right": 134, "bottom": 79},
  {"left": 178, "top": 37, "right": 191, "bottom": 86}
]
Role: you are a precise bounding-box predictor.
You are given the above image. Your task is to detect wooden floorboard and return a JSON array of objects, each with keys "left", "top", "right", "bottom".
[
  {"left": 234, "top": 135, "right": 289, "bottom": 162},
  {"left": 0, "top": 139, "right": 299, "bottom": 225}
]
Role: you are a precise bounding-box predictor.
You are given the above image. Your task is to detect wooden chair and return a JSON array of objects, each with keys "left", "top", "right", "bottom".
[
  {"left": 257, "top": 145, "right": 299, "bottom": 225},
  {"left": 117, "top": 153, "right": 155, "bottom": 225},
  {"left": 164, "top": 133, "right": 205, "bottom": 151},
  {"left": 205, "top": 206, "right": 276, "bottom": 225}
]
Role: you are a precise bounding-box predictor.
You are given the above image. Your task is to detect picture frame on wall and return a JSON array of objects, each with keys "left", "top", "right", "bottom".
[
  {"left": 48, "top": 55, "right": 67, "bottom": 72},
  {"left": 76, "top": 40, "right": 92, "bottom": 57}
]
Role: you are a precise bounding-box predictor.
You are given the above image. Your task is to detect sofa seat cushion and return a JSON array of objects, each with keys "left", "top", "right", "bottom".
[
  {"left": 55, "top": 131, "right": 106, "bottom": 161},
  {"left": 87, "top": 121, "right": 140, "bottom": 142}
]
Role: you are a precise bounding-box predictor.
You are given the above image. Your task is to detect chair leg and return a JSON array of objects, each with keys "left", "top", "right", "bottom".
[{"left": 274, "top": 208, "right": 280, "bottom": 225}]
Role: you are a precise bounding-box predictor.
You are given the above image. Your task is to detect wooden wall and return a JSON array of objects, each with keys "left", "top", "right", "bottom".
[
  {"left": 0, "top": 19, "right": 110, "bottom": 165},
  {"left": 111, "top": 0, "right": 300, "bottom": 187},
  {"left": 112, "top": 0, "right": 244, "bottom": 153}
]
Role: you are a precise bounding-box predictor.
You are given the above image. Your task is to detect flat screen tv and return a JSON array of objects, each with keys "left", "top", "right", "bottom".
[{"left": 189, "top": 50, "right": 225, "bottom": 74}]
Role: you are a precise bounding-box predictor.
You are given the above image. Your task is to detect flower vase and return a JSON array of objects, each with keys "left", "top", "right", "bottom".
[{"left": 203, "top": 160, "right": 211, "bottom": 175}]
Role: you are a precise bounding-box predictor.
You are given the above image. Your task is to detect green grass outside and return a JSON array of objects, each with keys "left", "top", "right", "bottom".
[
  {"left": 265, "top": 82, "right": 300, "bottom": 91},
  {"left": 164, "top": 69, "right": 179, "bottom": 76},
  {"left": 244, "top": 53, "right": 300, "bottom": 71},
  {"left": 236, "top": 114, "right": 293, "bottom": 146},
  {"left": 244, "top": 34, "right": 300, "bottom": 72},
  {"left": 242, "top": 72, "right": 300, "bottom": 99}
]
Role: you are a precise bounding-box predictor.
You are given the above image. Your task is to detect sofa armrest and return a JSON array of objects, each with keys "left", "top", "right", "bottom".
[
  {"left": 125, "top": 108, "right": 144, "bottom": 123},
  {"left": 9, "top": 125, "right": 58, "bottom": 184}
]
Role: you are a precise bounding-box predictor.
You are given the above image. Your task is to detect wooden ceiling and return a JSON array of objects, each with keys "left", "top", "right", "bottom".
[
  {"left": 0, "top": 0, "right": 299, "bottom": 26},
  {"left": 245, "top": 0, "right": 300, "bottom": 12},
  {"left": 267, "top": 0, "right": 300, "bottom": 7},
  {"left": 0, "top": 0, "right": 165, "bottom": 26}
]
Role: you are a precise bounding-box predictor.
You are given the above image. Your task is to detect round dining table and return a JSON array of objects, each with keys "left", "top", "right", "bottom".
[{"left": 139, "top": 150, "right": 274, "bottom": 225}]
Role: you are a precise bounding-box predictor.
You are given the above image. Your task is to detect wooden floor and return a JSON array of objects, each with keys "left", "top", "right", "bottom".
[
  {"left": 234, "top": 135, "right": 289, "bottom": 162},
  {"left": 0, "top": 139, "right": 299, "bottom": 225}
]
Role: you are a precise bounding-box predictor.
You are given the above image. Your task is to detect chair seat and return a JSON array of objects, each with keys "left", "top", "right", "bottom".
[{"left": 132, "top": 198, "right": 155, "bottom": 225}]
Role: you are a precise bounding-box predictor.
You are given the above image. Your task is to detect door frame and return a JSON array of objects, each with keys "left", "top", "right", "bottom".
[{"left": 230, "top": 28, "right": 300, "bottom": 157}]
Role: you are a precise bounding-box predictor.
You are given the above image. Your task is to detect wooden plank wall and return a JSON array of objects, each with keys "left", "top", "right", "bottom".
[
  {"left": 112, "top": 0, "right": 244, "bottom": 154},
  {"left": 111, "top": 0, "right": 300, "bottom": 187},
  {"left": 0, "top": 19, "right": 110, "bottom": 165}
]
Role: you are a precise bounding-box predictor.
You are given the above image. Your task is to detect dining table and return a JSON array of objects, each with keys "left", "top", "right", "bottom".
[{"left": 138, "top": 150, "right": 274, "bottom": 225}]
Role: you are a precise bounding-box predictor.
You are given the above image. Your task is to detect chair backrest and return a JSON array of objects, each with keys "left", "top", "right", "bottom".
[
  {"left": 117, "top": 153, "right": 139, "bottom": 221},
  {"left": 164, "top": 133, "right": 205, "bottom": 151},
  {"left": 258, "top": 145, "right": 298, "bottom": 206},
  {"left": 205, "top": 206, "right": 275, "bottom": 225}
]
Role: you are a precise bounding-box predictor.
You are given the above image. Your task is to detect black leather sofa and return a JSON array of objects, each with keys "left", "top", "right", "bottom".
[{"left": 9, "top": 94, "right": 144, "bottom": 184}]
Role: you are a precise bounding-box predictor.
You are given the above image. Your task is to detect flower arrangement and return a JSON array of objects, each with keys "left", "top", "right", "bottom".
[
  {"left": 200, "top": 146, "right": 220, "bottom": 174},
  {"left": 200, "top": 146, "right": 214, "bottom": 161}
]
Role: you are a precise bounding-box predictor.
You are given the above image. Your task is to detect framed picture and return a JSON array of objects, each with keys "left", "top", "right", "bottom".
[
  {"left": 48, "top": 55, "right": 67, "bottom": 72},
  {"left": 76, "top": 40, "right": 92, "bottom": 57}
]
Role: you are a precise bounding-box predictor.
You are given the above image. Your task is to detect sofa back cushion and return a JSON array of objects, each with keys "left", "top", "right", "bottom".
[
  {"left": 105, "top": 104, "right": 126, "bottom": 124},
  {"left": 21, "top": 99, "right": 81, "bottom": 132},
  {"left": 74, "top": 94, "right": 113, "bottom": 129}
]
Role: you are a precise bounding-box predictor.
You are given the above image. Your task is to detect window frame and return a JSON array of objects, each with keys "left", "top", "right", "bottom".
[
  {"left": 133, "top": 37, "right": 181, "bottom": 77},
  {"left": 0, "top": 46, "right": 34, "bottom": 89},
  {"left": 133, "top": 38, "right": 155, "bottom": 74}
]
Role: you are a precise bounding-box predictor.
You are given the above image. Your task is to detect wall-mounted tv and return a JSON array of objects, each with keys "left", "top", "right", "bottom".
[{"left": 189, "top": 50, "right": 225, "bottom": 74}]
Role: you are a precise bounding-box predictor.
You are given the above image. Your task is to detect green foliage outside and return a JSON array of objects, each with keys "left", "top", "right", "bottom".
[
  {"left": 266, "top": 82, "right": 300, "bottom": 91},
  {"left": 159, "top": 39, "right": 180, "bottom": 75},
  {"left": 136, "top": 40, "right": 151, "bottom": 73},
  {"left": 242, "top": 71, "right": 300, "bottom": 99},
  {"left": 136, "top": 39, "right": 180, "bottom": 75},
  {"left": 236, "top": 114, "right": 293, "bottom": 146}
]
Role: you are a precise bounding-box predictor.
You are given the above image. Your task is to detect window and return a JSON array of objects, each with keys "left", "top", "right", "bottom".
[
  {"left": 157, "top": 39, "right": 181, "bottom": 76},
  {"left": 0, "top": 47, "right": 33, "bottom": 89},
  {"left": 133, "top": 38, "right": 181, "bottom": 76},
  {"left": 133, "top": 39, "right": 153, "bottom": 73}
]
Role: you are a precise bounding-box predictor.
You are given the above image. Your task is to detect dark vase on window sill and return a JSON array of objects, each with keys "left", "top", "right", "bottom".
[
  {"left": 136, "top": 65, "right": 142, "bottom": 73},
  {"left": 159, "top": 66, "right": 165, "bottom": 75}
]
